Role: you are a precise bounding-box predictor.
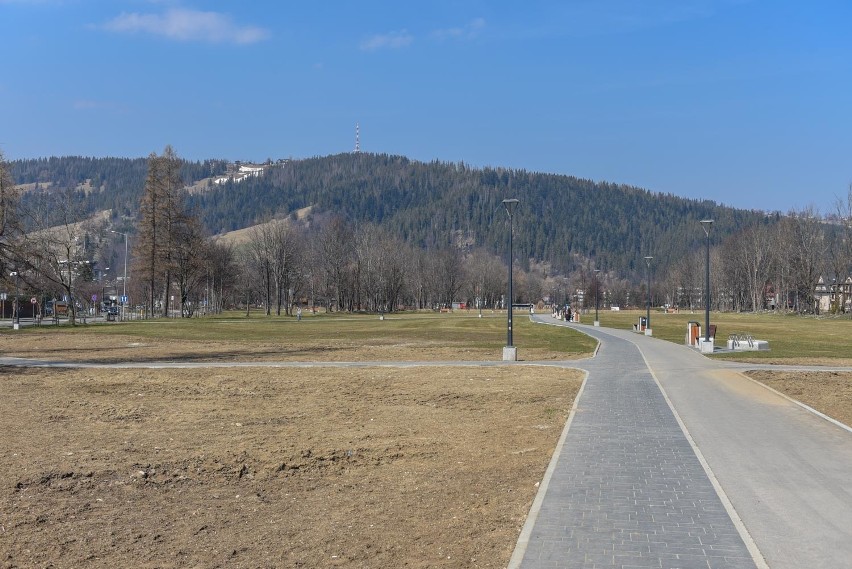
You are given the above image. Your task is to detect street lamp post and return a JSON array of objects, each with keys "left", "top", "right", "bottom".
[
  {"left": 831, "top": 277, "right": 836, "bottom": 313},
  {"left": 502, "top": 198, "right": 519, "bottom": 361},
  {"left": 102, "top": 266, "right": 109, "bottom": 315},
  {"left": 9, "top": 271, "right": 19, "bottom": 329},
  {"left": 111, "top": 230, "right": 128, "bottom": 321},
  {"left": 594, "top": 269, "right": 601, "bottom": 326},
  {"left": 700, "top": 220, "right": 714, "bottom": 352},
  {"left": 644, "top": 257, "right": 653, "bottom": 336}
]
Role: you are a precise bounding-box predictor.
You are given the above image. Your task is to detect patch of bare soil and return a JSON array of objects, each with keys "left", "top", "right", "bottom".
[
  {"left": 0, "top": 332, "right": 572, "bottom": 364},
  {"left": 745, "top": 370, "right": 852, "bottom": 427},
  {"left": 0, "top": 364, "right": 581, "bottom": 568}
]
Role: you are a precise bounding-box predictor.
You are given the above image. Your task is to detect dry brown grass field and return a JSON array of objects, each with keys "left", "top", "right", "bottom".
[
  {"left": 0, "top": 314, "right": 586, "bottom": 568},
  {"left": 1, "top": 311, "right": 849, "bottom": 567}
]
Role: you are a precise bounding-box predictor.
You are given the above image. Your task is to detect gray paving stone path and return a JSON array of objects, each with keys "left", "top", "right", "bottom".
[{"left": 512, "top": 319, "right": 761, "bottom": 569}]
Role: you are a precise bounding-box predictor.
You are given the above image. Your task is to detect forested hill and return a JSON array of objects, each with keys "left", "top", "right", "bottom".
[
  {"left": 187, "top": 153, "right": 769, "bottom": 277},
  {"left": 11, "top": 156, "right": 228, "bottom": 218},
  {"left": 11, "top": 152, "right": 772, "bottom": 278}
]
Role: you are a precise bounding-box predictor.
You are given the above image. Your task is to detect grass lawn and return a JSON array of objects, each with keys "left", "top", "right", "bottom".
[
  {"left": 590, "top": 308, "right": 852, "bottom": 364},
  {"left": 0, "top": 310, "right": 598, "bottom": 363}
]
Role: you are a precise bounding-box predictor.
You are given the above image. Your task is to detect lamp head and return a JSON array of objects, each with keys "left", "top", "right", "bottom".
[
  {"left": 501, "top": 198, "right": 519, "bottom": 217},
  {"left": 644, "top": 256, "right": 653, "bottom": 267},
  {"left": 700, "top": 219, "right": 714, "bottom": 236}
]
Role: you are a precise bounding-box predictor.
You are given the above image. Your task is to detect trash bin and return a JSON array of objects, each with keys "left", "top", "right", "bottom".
[
  {"left": 639, "top": 316, "right": 647, "bottom": 331},
  {"left": 686, "top": 321, "right": 700, "bottom": 346}
]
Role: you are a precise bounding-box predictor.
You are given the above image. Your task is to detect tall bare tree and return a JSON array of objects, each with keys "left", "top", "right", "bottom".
[
  {"left": 172, "top": 214, "right": 207, "bottom": 317},
  {"left": 778, "top": 207, "right": 826, "bottom": 313},
  {"left": 270, "top": 220, "right": 302, "bottom": 316},
  {"left": 431, "top": 247, "right": 464, "bottom": 308},
  {"left": 247, "top": 223, "right": 274, "bottom": 316},
  {"left": 316, "top": 216, "right": 354, "bottom": 312},
  {"left": 205, "top": 240, "right": 236, "bottom": 314},
  {"left": 134, "top": 146, "right": 187, "bottom": 317},
  {"left": 354, "top": 225, "right": 408, "bottom": 312}
]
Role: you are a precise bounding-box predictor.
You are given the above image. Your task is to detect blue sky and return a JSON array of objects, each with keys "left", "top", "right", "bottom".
[{"left": 1, "top": 0, "right": 850, "bottom": 213}]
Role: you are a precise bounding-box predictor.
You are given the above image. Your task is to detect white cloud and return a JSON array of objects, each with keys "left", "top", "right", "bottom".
[
  {"left": 359, "top": 30, "right": 413, "bottom": 52},
  {"left": 432, "top": 17, "right": 486, "bottom": 41},
  {"left": 102, "top": 8, "right": 270, "bottom": 45}
]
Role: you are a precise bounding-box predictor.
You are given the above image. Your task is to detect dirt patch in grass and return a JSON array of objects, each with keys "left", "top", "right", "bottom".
[
  {"left": 0, "top": 364, "right": 582, "bottom": 568},
  {"left": 0, "top": 330, "right": 575, "bottom": 364},
  {"left": 745, "top": 370, "right": 852, "bottom": 427}
]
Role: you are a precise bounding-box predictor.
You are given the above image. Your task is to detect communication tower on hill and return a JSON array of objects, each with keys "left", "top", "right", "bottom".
[{"left": 354, "top": 123, "right": 360, "bottom": 153}]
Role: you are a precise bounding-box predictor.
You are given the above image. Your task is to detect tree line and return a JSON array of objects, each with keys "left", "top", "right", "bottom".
[
  {"left": 1, "top": 149, "right": 849, "bottom": 322},
  {"left": 659, "top": 204, "right": 850, "bottom": 315}
]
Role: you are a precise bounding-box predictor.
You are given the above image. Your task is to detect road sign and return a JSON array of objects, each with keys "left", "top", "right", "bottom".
[
  {"left": 121, "top": 295, "right": 128, "bottom": 303},
  {"left": 92, "top": 294, "right": 98, "bottom": 302},
  {"left": 30, "top": 297, "right": 37, "bottom": 304},
  {"left": 0, "top": 293, "right": 5, "bottom": 300}
]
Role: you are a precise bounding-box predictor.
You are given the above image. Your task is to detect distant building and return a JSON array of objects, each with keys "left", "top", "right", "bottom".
[
  {"left": 816, "top": 275, "right": 852, "bottom": 313},
  {"left": 213, "top": 163, "right": 268, "bottom": 185}
]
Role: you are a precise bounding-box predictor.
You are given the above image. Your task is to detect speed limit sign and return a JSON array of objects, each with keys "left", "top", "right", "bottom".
[{"left": 30, "top": 297, "right": 37, "bottom": 304}]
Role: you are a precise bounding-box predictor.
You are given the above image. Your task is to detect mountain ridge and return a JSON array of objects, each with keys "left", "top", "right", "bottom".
[{"left": 10, "top": 152, "right": 776, "bottom": 281}]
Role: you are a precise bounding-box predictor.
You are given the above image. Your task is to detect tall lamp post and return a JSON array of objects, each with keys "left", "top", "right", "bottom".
[
  {"left": 830, "top": 277, "right": 836, "bottom": 313},
  {"left": 111, "top": 230, "right": 128, "bottom": 321},
  {"left": 700, "top": 220, "right": 714, "bottom": 351},
  {"left": 644, "top": 257, "right": 653, "bottom": 336},
  {"left": 9, "top": 271, "right": 19, "bottom": 329},
  {"left": 502, "top": 198, "right": 519, "bottom": 361},
  {"left": 593, "top": 269, "right": 601, "bottom": 326}
]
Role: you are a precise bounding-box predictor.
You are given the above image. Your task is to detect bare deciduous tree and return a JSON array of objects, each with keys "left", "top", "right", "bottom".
[
  {"left": 17, "top": 188, "right": 100, "bottom": 324},
  {"left": 316, "top": 216, "right": 354, "bottom": 312},
  {"left": 777, "top": 207, "right": 825, "bottom": 313}
]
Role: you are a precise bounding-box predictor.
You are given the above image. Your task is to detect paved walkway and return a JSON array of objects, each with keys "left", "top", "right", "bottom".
[{"left": 511, "top": 317, "right": 852, "bottom": 569}]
